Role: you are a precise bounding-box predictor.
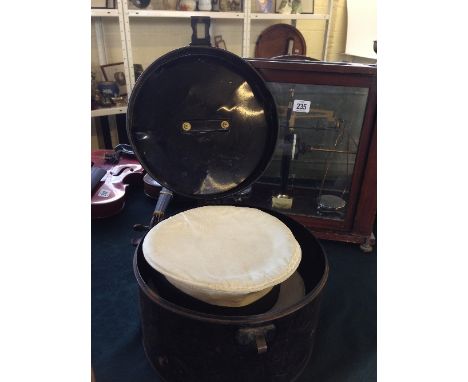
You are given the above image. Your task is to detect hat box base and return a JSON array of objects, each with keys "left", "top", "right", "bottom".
[{"left": 134, "top": 208, "right": 328, "bottom": 382}]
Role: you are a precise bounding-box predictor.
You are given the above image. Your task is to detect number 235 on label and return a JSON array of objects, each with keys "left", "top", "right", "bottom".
[{"left": 292, "top": 100, "right": 311, "bottom": 113}]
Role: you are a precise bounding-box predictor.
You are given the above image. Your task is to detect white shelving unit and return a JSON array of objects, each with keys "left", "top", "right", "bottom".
[
  {"left": 91, "top": 9, "right": 119, "bottom": 17},
  {"left": 92, "top": 1, "right": 132, "bottom": 120},
  {"left": 92, "top": 0, "right": 334, "bottom": 117},
  {"left": 250, "top": 13, "right": 329, "bottom": 20},
  {"left": 128, "top": 10, "right": 244, "bottom": 18},
  {"left": 91, "top": 106, "right": 127, "bottom": 118}
]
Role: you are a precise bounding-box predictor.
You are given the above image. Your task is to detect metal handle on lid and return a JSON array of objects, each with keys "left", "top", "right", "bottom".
[
  {"left": 190, "top": 16, "right": 211, "bottom": 47},
  {"left": 181, "top": 120, "right": 231, "bottom": 133}
]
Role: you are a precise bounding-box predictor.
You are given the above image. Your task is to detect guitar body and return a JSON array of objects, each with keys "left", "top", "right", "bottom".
[{"left": 92, "top": 150, "right": 144, "bottom": 219}]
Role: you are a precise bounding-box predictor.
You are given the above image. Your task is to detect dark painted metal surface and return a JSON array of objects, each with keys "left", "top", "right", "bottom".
[
  {"left": 134, "top": 209, "right": 328, "bottom": 382},
  {"left": 126, "top": 46, "right": 278, "bottom": 200}
]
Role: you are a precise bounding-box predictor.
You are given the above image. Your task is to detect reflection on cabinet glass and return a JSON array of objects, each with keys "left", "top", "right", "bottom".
[{"left": 253, "top": 83, "right": 368, "bottom": 221}]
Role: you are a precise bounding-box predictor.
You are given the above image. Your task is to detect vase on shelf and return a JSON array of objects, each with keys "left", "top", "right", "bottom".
[
  {"left": 198, "top": 0, "right": 212, "bottom": 10},
  {"left": 178, "top": 0, "right": 197, "bottom": 10}
]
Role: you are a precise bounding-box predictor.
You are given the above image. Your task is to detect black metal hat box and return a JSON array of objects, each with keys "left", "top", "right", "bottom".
[{"left": 127, "top": 46, "right": 329, "bottom": 382}]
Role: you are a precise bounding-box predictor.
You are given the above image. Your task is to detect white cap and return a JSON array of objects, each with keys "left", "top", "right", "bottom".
[{"left": 143, "top": 206, "right": 301, "bottom": 307}]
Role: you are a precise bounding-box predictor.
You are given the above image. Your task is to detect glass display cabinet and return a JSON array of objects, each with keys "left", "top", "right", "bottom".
[{"left": 246, "top": 59, "right": 377, "bottom": 251}]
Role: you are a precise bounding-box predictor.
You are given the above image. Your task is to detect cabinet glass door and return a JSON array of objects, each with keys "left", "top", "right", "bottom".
[{"left": 250, "top": 82, "right": 369, "bottom": 221}]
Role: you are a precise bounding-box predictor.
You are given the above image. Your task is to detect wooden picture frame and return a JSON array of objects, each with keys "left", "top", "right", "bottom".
[
  {"left": 214, "top": 36, "right": 227, "bottom": 50},
  {"left": 275, "top": 0, "right": 313, "bottom": 13},
  {"left": 100, "top": 62, "right": 127, "bottom": 96}
]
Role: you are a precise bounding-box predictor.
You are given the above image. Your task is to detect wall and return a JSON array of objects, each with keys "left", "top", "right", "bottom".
[
  {"left": 298, "top": 0, "right": 347, "bottom": 61},
  {"left": 128, "top": 18, "right": 245, "bottom": 69}
]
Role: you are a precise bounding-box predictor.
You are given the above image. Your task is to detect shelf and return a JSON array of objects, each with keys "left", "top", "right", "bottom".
[
  {"left": 250, "top": 13, "right": 329, "bottom": 20},
  {"left": 91, "top": 9, "right": 119, "bottom": 17},
  {"left": 128, "top": 10, "right": 244, "bottom": 19},
  {"left": 126, "top": 10, "right": 328, "bottom": 20},
  {"left": 91, "top": 106, "right": 127, "bottom": 117}
]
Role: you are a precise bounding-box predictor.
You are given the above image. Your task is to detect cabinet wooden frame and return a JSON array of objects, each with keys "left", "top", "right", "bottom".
[{"left": 247, "top": 59, "right": 377, "bottom": 245}]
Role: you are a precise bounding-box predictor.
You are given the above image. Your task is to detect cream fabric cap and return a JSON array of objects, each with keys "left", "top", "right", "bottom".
[{"left": 143, "top": 205, "right": 302, "bottom": 307}]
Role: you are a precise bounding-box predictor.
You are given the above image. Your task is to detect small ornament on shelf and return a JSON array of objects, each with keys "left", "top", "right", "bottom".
[
  {"left": 111, "top": 96, "right": 127, "bottom": 107},
  {"left": 277, "top": 0, "right": 312, "bottom": 13},
  {"left": 230, "top": 0, "right": 242, "bottom": 11},
  {"left": 277, "top": 0, "right": 291, "bottom": 14},
  {"left": 198, "top": 0, "right": 212, "bottom": 10},
  {"left": 178, "top": 0, "right": 197, "bottom": 10},
  {"left": 96, "top": 82, "right": 119, "bottom": 107},
  {"left": 219, "top": 0, "right": 242, "bottom": 11},
  {"left": 291, "top": 0, "right": 302, "bottom": 13},
  {"left": 255, "top": 0, "right": 273, "bottom": 13}
]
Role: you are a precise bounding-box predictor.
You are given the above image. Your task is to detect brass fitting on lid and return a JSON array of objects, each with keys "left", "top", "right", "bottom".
[
  {"left": 182, "top": 122, "right": 192, "bottom": 131},
  {"left": 221, "top": 121, "right": 230, "bottom": 129}
]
